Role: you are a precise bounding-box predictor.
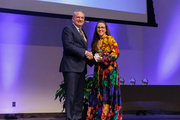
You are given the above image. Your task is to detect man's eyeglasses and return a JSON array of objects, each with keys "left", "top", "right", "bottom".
[{"left": 97, "top": 27, "right": 105, "bottom": 29}]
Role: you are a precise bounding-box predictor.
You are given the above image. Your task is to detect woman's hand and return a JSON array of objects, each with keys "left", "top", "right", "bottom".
[{"left": 97, "top": 57, "right": 103, "bottom": 62}]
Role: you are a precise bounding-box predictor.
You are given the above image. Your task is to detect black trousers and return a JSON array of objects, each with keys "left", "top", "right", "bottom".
[{"left": 63, "top": 72, "right": 85, "bottom": 120}]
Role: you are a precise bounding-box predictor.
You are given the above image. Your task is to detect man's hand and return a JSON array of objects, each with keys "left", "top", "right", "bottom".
[{"left": 86, "top": 51, "right": 93, "bottom": 60}]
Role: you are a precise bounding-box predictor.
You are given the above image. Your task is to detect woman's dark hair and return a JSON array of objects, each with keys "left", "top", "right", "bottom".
[{"left": 91, "top": 20, "right": 111, "bottom": 54}]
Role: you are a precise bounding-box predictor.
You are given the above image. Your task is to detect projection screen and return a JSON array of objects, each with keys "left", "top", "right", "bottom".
[{"left": 0, "top": 0, "right": 157, "bottom": 27}]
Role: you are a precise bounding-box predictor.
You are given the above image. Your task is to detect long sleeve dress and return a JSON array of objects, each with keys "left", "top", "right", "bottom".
[{"left": 86, "top": 35, "right": 122, "bottom": 120}]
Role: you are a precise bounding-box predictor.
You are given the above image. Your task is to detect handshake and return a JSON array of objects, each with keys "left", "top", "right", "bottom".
[
  {"left": 85, "top": 51, "right": 93, "bottom": 60},
  {"left": 85, "top": 51, "right": 103, "bottom": 62}
]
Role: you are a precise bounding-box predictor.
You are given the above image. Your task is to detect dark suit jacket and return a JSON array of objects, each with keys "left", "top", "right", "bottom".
[{"left": 59, "top": 24, "right": 88, "bottom": 73}]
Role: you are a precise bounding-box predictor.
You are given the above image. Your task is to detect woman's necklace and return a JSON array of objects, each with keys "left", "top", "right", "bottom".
[{"left": 97, "top": 39, "right": 102, "bottom": 55}]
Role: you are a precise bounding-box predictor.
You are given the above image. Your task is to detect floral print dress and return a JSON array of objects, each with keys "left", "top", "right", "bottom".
[{"left": 86, "top": 35, "right": 122, "bottom": 120}]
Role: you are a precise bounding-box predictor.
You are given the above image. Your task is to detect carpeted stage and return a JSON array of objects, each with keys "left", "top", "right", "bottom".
[{"left": 1, "top": 85, "right": 180, "bottom": 120}]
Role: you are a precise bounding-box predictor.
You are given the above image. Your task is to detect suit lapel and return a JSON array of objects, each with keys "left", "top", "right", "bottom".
[{"left": 71, "top": 24, "right": 87, "bottom": 48}]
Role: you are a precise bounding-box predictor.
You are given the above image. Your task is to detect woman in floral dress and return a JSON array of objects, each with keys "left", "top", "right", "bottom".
[{"left": 86, "top": 20, "right": 122, "bottom": 120}]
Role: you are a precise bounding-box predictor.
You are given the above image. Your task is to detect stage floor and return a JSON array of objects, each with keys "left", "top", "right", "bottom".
[{"left": 1, "top": 115, "right": 180, "bottom": 120}]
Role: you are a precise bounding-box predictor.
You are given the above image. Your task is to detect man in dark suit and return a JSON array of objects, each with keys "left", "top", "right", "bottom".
[{"left": 59, "top": 10, "right": 93, "bottom": 120}]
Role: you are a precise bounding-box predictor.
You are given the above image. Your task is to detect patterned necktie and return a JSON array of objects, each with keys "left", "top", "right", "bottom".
[{"left": 79, "top": 29, "right": 86, "bottom": 46}]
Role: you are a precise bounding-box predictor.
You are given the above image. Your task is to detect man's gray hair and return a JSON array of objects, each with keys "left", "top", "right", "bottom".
[{"left": 72, "top": 10, "right": 85, "bottom": 17}]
